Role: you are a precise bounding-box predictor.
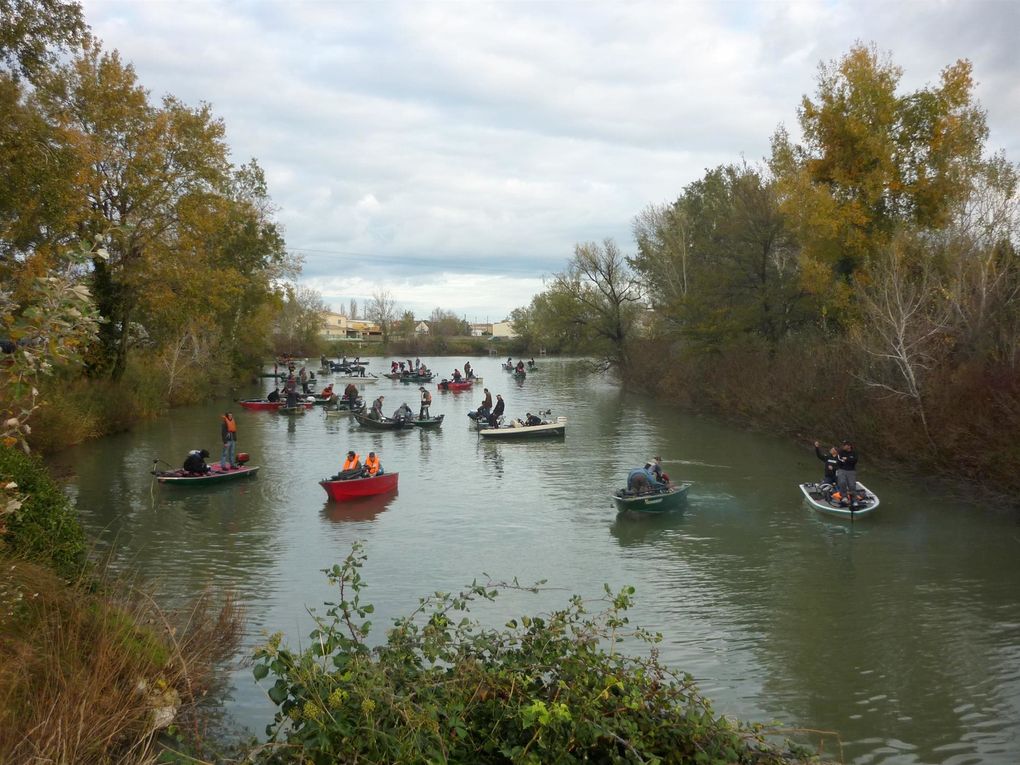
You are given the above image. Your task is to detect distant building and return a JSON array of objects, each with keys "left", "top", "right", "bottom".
[
  {"left": 320, "top": 311, "right": 382, "bottom": 342},
  {"left": 491, "top": 320, "right": 517, "bottom": 339},
  {"left": 470, "top": 322, "right": 492, "bottom": 337},
  {"left": 415, "top": 321, "right": 431, "bottom": 335}
]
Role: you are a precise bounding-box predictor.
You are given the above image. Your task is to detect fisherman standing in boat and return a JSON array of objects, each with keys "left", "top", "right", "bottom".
[
  {"left": 488, "top": 394, "right": 505, "bottom": 427},
  {"left": 835, "top": 440, "right": 858, "bottom": 500},
  {"left": 371, "top": 395, "right": 385, "bottom": 420},
  {"left": 419, "top": 386, "right": 432, "bottom": 419},
  {"left": 220, "top": 412, "right": 238, "bottom": 470},
  {"left": 813, "top": 441, "right": 839, "bottom": 485},
  {"left": 464, "top": 361, "right": 473, "bottom": 379}
]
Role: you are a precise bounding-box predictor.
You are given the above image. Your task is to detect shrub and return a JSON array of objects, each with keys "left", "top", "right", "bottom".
[
  {"left": 253, "top": 543, "right": 814, "bottom": 764},
  {"left": 0, "top": 557, "right": 244, "bottom": 764},
  {"left": 0, "top": 445, "right": 87, "bottom": 579}
]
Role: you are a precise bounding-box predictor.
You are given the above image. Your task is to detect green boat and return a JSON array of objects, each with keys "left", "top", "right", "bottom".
[
  {"left": 612, "top": 482, "right": 692, "bottom": 513},
  {"left": 153, "top": 464, "right": 260, "bottom": 485}
]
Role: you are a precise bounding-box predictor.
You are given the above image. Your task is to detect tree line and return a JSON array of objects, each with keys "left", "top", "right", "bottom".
[
  {"left": 513, "top": 44, "right": 1020, "bottom": 492},
  {"left": 1, "top": 0, "right": 300, "bottom": 447}
]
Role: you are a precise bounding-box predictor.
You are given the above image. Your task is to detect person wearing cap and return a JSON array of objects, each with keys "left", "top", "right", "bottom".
[
  {"left": 183, "top": 448, "right": 211, "bottom": 474},
  {"left": 525, "top": 412, "right": 542, "bottom": 426},
  {"left": 813, "top": 441, "right": 839, "bottom": 485},
  {"left": 835, "top": 440, "right": 859, "bottom": 502},
  {"left": 644, "top": 456, "right": 665, "bottom": 483},
  {"left": 419, "top": 386, "right": 432, "bottom": 419},
  {"left": 371, "top": 395, "right": 385, "bottom": 420},
  {"left": 363, "top": 451, "right": 381, "bottom": 477},
  {"left": 339, "top": 450, "right": 361, "bottom": 480},
  {"left": 488, "top": 393, "right": 505, "bottom": 427},
  {"left": 464, "top": 361, "right": 473, "bottom": 379}
]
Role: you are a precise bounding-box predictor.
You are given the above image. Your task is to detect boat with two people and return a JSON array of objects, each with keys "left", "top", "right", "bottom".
[
  {"left": 613, "top": 461, "right": 691, "bottom": 512},
  {"left": 799, "top": 482, "right": 880, "bottom": 519},
  {"left": 352, "top": 410, "right": 416, "bottom": 430},
  {"left": 152, "top": 453, "right": 260, "bottom": 485},
  {"left": 320, "top": 449, "right": 397, "bottom": 501},
  {"left": 477, "top": 414, "right": 566, "bottom": 439},
  {"left": 437, "top": 378, "right": 473, "bottom": 392}
]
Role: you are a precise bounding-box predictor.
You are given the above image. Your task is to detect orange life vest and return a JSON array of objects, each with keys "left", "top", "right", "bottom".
[
  {"left": 343, "top": 453, "right": 360, "bottom": 471},
  {"left": 364, "top": 454, "right": 380, "bottom": 476},
  {"left": 223, "top": 415, "right": 236, "bottom": 433}
]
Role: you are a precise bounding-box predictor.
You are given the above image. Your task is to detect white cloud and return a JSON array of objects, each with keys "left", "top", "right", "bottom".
[{"left": 81, "top": 0, "right": 1020, "bottom": 319}]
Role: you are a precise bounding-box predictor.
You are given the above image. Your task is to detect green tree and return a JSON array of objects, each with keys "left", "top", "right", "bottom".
[
  {"left": 0, "top": 0, "right": 87, "bottom": 83},
  {"left": 774, "top": 44, "right": 988, "bottom": 318},
  {"left": 35, "top": 41, "right": 232, "bottom": 378},
  {"left": 428, "top": 307, "right": 468, "bottom": 337},
  {"left": 533, "top": 239, "right": 643, "bottom": 368},
  {"left": 367, "top": 290, "right": 396, "bottom": 345},
  {"left": 632, "top": 164, "right": 810, "bottom": 349},
  {"left": 273, "top": 285, "right": 325, "bottom": 356}
]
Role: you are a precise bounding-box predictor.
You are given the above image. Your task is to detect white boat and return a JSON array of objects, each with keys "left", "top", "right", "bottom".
[
  {"left": 478, "top": 416, "right": 566, "bottom": 439},
  {"left": 799, "top": 482, "right": 880, "bottom": 519},
  {"left": 332, "top": 375, "right": 378, "bottom": 384}
]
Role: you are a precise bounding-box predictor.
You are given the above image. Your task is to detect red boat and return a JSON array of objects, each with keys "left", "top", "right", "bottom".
[
  {"left": 320, "top": 472, "right": 399, "bottom": 501},
  {"left": 239, "top": 398, "right": 313, "bottom": 411},
  {"left": 437, "top": 379, "right": 473, "bottom": 392}
]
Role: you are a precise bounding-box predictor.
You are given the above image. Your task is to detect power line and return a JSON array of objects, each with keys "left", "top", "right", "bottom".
[{"left": 286, "top": 246, "right": 555, "bottom": 277}]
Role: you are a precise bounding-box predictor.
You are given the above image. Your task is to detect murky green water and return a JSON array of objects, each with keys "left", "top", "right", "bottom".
[{"left": 54, "top": 357, "right": 1020, "bottom": 764}]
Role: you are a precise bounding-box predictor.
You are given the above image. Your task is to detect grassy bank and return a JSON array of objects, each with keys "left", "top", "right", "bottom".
[
  {"left": 0, "top": 446, "right": 244, "bottom": 763},
  {"left": 624, "top": 334, "right": 1020, "bottom": 497},
  {"left": 27, "top": 352, "right": 244, "bottom": 454}
]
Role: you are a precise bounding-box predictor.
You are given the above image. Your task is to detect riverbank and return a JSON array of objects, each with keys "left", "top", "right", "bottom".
[
  {"left": 27, "top": 354, "right": 250, "bottom": 454},
  {"left": 623, "top": 334, "right": 1020, "bottom": 499},
  {"left": 0, "top": 446, "right": 244, "bottom": 762}
]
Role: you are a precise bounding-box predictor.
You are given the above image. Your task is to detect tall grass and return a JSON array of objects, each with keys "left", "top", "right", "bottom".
[
  {"left": 0, "top": 556, "right": 244, "bottom": 763},
  {"left": 28, "top": 352, "right": 227, "bottom": 453}
]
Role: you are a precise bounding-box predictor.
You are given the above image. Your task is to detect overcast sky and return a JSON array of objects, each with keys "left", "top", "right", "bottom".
[{"left": 80, "top": 0, "right": 1019, "bottom": 322}]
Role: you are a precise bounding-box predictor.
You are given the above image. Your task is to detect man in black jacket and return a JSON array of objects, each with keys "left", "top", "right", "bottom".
[
  {"left": 813, "top": 441, "right": 839, "bottom": 485},
  {"left": 835, "top": 440, "right": 858, "bottom": 500},
  {"left": 488, "top": 394, "right": 504, "bottom": 427},
  {"left": 183, "top": 449, "right": 211, "bottom": 474}
]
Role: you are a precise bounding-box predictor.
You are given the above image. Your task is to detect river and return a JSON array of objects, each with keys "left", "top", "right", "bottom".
[{"left": 53, "top": 356, "right": 1020, "bottom": 764}]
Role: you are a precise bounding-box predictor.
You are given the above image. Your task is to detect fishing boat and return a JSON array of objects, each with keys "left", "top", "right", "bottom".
[
  {"left": 239, "top": 398, "right": 281, "bottom": 411},
  {"left": 398, "top": 374, "right": 435, "bottom": 384},
  {"left": 278, "top": 404, "right": 307, "bottom": 415},
  {"left": 319, "top": 472, "right": 399, "bottom": 501},
  {"left": 437, "top": 379, "right": 473, "bottom": 392},
  {"left": 513, "top": 370, "right": 526, "bottom": 380},
  {"left": 613, "top": 482, "right": 692, "bottom": 513},
  {"left": 412, "top": 414, "right": 444, "bottom": 428},
  {"left": 153, "top": 463, "right": 260, "bottom": 485},
  {"left": 477, "top": 416, "right": 566, "bottom": 439},
  {"left": 352, "top": 412, "right": 415, "bottom": 430},
  {"left": 799, "top": 482, "right": 880, "bottom": 518},
  {"left": 332, "top": 374, "right": 378, "bottom": 384},
  {"left": 324, "top": 401, "right": 365, "bottom": 417}
]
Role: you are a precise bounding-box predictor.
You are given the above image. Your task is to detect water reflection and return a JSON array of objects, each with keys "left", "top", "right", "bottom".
[
  {"left": 320, "top": 491, "right": 398, "bottom": 524},
  {"left": 609, "top": 510, "right": 689, "bottom": 548}
]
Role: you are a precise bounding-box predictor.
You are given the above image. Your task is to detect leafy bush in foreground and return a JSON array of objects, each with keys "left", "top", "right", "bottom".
[
  {"left": 0, "top": 445, "right": 87, "bottom": 579},
  {"left": 253, "top": 543, "right": 813, "bottom": 764}
]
